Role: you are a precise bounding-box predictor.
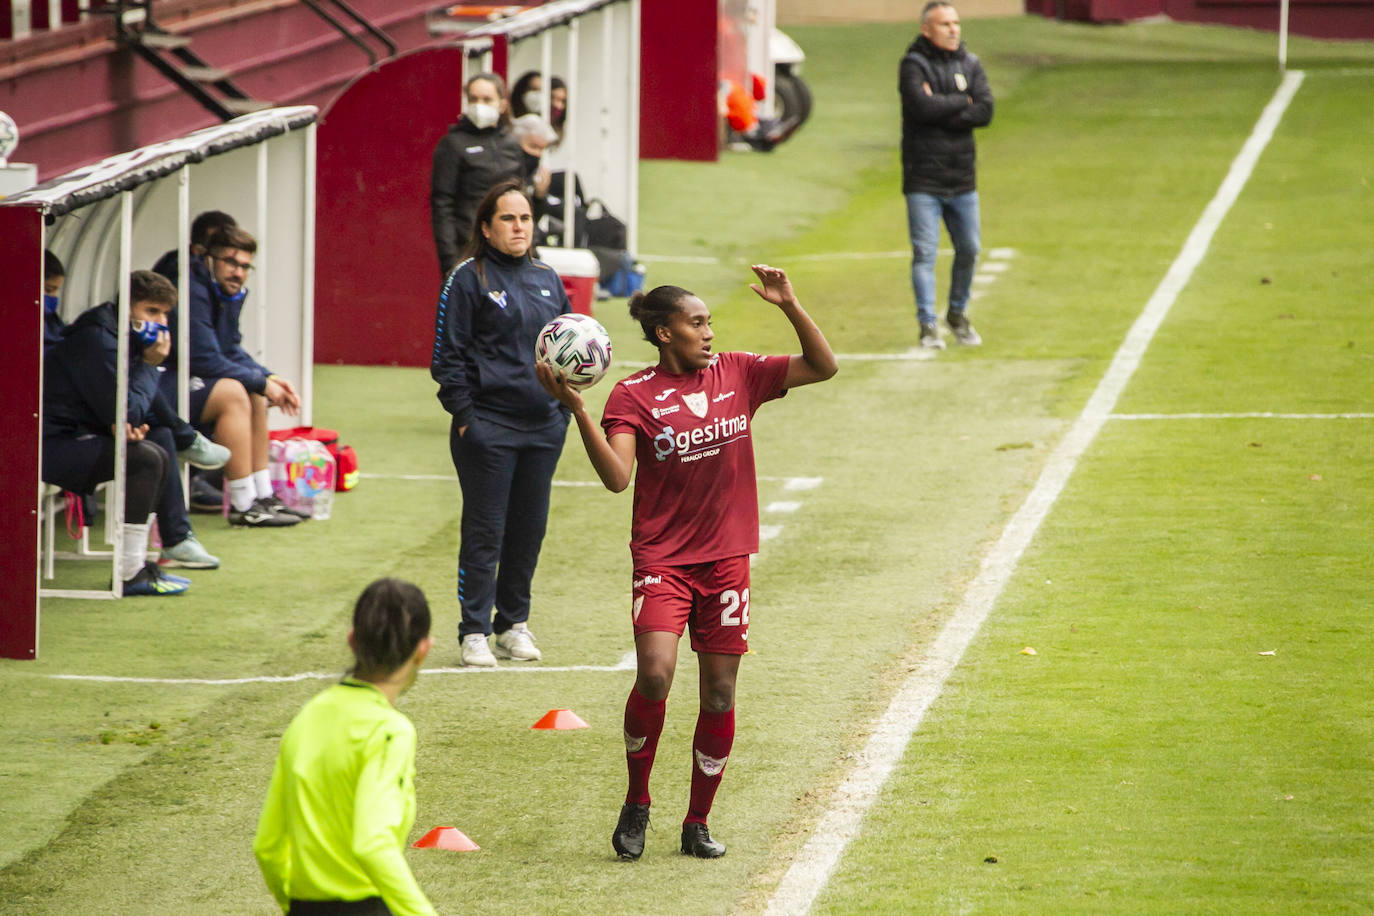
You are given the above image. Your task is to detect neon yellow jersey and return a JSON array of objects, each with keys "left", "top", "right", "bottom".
[{"left": 254, "top": 678, "right": 436, "bottom": 916}]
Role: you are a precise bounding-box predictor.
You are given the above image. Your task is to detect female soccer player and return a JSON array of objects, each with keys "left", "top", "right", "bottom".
[
  {"left": 254, "top": 578, "right": 437, "bottom": 915},
  {"left": 537, "top": 265, "right": 837, "bottom": 860},
  {"left": 432, "top": 179, "right": 572, "bottom": 667}
]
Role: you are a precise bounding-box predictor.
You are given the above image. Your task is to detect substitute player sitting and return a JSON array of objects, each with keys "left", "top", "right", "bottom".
[{"left": 537, "top": 264, "right": 837, "bottom": 860}]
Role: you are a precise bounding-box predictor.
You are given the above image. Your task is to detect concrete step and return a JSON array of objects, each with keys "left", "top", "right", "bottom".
[
  {"left": 181, "top": 65, "right": 230, "bottom": 82},
  {"left": 137, "top": 31, "right": 191, "bottom": 50}
]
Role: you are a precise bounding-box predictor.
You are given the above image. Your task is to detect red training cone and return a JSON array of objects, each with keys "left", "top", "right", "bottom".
[
  {"left": 531, "top": 708, "right": 589, "bottom": 730},
  {"left": 413, "top": 826, "right": 479, "bottom": 851}
]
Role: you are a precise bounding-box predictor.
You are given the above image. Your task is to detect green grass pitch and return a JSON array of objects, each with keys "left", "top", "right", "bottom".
[{"left": 2, "top": 17, "right": 1372, "bottom": 915}]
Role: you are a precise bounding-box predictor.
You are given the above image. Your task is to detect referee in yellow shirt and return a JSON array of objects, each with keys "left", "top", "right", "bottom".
[{"left": 255, "top": 578, "right": 437, "bottom": 916}]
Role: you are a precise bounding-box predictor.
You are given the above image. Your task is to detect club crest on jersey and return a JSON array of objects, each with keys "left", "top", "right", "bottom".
[
  {"left": 954, "top": 72, "right": 968, "bottom": 91},
  {"left": 694, "top": 749, "right": 728, "bottom": 777},
  {"left": 682, "top": 391, "right": 709, "bottom": 418},
  {"left": 487, "top": 290, "right": 508, "bottom": 309}
]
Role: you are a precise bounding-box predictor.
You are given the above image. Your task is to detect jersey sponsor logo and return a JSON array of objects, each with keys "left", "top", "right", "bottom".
[
  {"left": 653, "top": 388, "right": 677, "bottom": 401},
  {"left": 625, "top": 730, "right": 647, "bottom": 753},
  {"left": 694, "top": 749, "right": 728, "bottom": 777},
  {"left": 682, "top": 391, "right": 709, "bottom": 418},
  {"left": 488, "top": 290, "right": 508, "bottom": 309},
  {"left": 632, "top": 594, "right": 645, "bottom": 623},
  {"left": 632, "top": 574, "right": 662, "bottom": 589},
  {"left": 651, "top": 404, "right": 680, "bottom": 419},
  {"left": 713, "top": 390, "right": 735, "bottom": 403},
  {"left": 540, "top": 288, "right": 550, "bottom": 296},
  {"left": 651, "top": 413, "right": 751, "bottom": 462},
  {"left": 622, "top": 370, "right": 656, "bottom": 386}
]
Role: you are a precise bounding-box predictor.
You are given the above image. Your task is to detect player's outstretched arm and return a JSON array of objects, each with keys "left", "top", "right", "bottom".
[
  {"left": 748, "top": 264, "right": 838, "bottom": 389},
  {"left": 536, "top": 362, "right": 636, "bottom": 492}
]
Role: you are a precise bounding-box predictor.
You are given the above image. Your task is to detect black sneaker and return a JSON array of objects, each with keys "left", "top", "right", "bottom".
[
  {"left": 228, "top": 497, "right": 301, "bottom": 527},
  {"left": 919, "top": 323, "right": 946, "bottom": 350},
  {"left": 188, "top": 474, "right": 225, "bottom": 513},
  {"left": 680, "top": 822, "right": 726, "bottom": 859},
  {"left": 946, "top": 311, "right": 982, "bottom": 346},
  {"left": 260, "top": 494, "right": 312, "bottom": 520},
  {"left": 120, "top": 561, "right": 191, "bottom": 596},
  {"left": 612, "top": 803, "right": 651, "bottom": 861}
]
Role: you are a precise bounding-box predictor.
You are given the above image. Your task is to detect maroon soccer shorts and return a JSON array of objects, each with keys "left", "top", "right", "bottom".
[{"left": 630, "top": 555, "right": 752, "bottom": 655}]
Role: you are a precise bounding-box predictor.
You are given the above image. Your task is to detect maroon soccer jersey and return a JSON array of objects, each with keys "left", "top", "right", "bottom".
[{"left": 602, "top": 351, "right": 790, "bottom": 567}]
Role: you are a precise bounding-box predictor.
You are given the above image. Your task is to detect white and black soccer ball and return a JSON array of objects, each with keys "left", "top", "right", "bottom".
[{"left": 535, "top": 313, "right": 613, "bottom": 390}]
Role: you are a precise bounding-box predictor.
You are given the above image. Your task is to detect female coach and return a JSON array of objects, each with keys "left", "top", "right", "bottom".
[
  {"left": 254, "top": 578, "right": 436, "bottom": 916},
  {"left": 431, "top": 179, "right": 572, "bottom": 667},
  {"left": 537, "top": 265, "right": 837, "bottom": 860}
]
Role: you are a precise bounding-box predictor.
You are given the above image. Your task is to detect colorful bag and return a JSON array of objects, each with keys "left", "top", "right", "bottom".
[
  {"left": 269, "top": 438, "right": 336, "bottom": 519},
  {"left": 268, "top": 426, "right": 359, "bottom": 491}
]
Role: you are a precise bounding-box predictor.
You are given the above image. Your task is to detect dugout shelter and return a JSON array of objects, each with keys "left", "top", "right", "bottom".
[
  {"left": 314, "top": 0, "right": 641, "bottom": 367},
  {"left": 0, "top": 106, "right": 318, "bottom": 658}
]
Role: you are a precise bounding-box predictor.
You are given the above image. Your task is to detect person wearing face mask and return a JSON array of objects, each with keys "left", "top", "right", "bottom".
[
  {"left": 158, "top": 224, "right": 306, "bottom": 528},
  {"left": 512, "top": 71, "right": 568, "bottom": 139},
  {"left": 430, "top": 180, "right": 572, "bottom": 668},
  {"left": 430, "top": 72, "right": 530, "bottom": 277},
  {"left": 509, "top": 114, "right": 556, "bottom": 204},
  {"left": 41, "top": 271, "right": 203, "bottom": 595}
]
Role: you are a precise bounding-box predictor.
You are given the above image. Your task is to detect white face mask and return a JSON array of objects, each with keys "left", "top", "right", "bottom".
[
  {"left": 466, "top": 102, "right": 500, "bottom": 129},
  {"left": 522, "top": 91, "right": 543, "bottom": 114}
]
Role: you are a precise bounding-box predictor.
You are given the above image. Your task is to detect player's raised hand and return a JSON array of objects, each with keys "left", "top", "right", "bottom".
[
  {"left": 535, "top": 361, "right": 585, "bottom": 412},
  {"left": 748, "top": 264, "right": 798, "bottom": 308}
]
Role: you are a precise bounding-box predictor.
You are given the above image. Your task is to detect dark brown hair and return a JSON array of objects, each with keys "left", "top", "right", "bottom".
[
  {"left": 131, "top": 269, "right": 177, "bottom": 307},
  {"left": 628, "top": 285, "right": 695, "bottom": 346},
  {"left": 209, "top": 225, "right": 257, "bottom": 257},
  {"left": 350, "top": 578, "right": 432, "bottom": 680},
  {"left": 457, "top": 178, "right": 532, "bottom": 268}
]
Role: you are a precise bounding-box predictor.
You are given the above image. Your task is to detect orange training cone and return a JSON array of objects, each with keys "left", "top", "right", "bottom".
[
  {"left": 531, "top": 708, "right": 589, "bottom": 730},
  {"left": 413, "top": 826, "right": 479, "bottom": 851}
]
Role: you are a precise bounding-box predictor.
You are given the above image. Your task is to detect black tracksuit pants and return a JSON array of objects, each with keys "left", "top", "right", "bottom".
[{"left": 449, "top": 414, "right": 567, "bottom": 640}]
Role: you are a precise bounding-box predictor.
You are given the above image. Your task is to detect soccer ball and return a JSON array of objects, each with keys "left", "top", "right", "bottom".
[{"left": 535, "top": 313, "right": 613, "bottom": 390}]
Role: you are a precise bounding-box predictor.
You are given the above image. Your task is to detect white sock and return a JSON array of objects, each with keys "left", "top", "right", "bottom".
[
  {"left": 121, "top": 522, "right": 150, "bottom": 581},
  {"left": 229, "top": 477, "right": 257, "bottom": 512},
  {"left": 252, "top": 469, "right": 274, "bottom": 500}
]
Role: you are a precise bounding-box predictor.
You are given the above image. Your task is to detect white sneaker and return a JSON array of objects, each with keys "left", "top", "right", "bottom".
[
  {"left": 460, "top": 633, "right": 497, "bottom": 667},
  {"left": 493, "top": 623, "right": 542, "bottom": 661}
]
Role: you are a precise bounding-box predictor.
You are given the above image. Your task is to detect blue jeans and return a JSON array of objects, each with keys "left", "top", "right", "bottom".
[{"left": 905, "top": 190, "right": 981, "bottom": 327}]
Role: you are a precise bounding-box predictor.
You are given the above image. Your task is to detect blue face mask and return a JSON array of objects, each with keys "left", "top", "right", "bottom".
[
  {"left": 43, "top": 294, "right": 60, "bottom": 312},
  {"left": 131, "top": 319, "right": 168, "bottom": 347},
  {"left": 214, "top": 281, "right": 247, "bottom": 304}
]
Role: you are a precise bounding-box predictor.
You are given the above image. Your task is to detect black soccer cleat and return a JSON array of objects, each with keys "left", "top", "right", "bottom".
[
  {"left": 680, "top": 822, "right": 726, "bottom": 859},
  {"left": 612, "top": 803, "right": 651, "bottom": 861}
]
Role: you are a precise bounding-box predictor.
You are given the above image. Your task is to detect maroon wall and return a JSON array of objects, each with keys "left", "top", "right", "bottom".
[
  {"left": 314, "top": 47, "right": 465, "bottom": 367},
  {"left": 1025, "top": 0, "right": 1374, "bottom": 39},
  {"left": 0, "top": 207, "right": 42, "bottom": 659},
  {"left": 0, "top": 0, "right": 441, "bottom": 182},
  {"left": 639, "top": 0, "right": 718, "bottom": 162}
]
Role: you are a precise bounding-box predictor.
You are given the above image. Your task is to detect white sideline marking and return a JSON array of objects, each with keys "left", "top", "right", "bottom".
[
  {"left": 835, "top": 349, "right": 939, "bottom": 362},
  {"left": 45, "top": 651, "right": 639, "bottom": 686},
  {"left": 1112, "top": 412, "right": 1374, "bottom": 420},
  {"left": 763, "top": 70, "right": 1306, "bottom": 916},
  {"left": 638, "top": 249, "right": 1018, "bottom": 266},
  {"left": 759, "top": 525, "right": 784, "bottom": 542},
  {"left": 767, "top": 501, "right": 803, "bottom": 513},
  {"left": 979, "top": 260, "right": 1010, "bottom": 273},
  {"left": 360, "top": 472, "right": 604, "bottom": 487},
  {"left": 782, "top": 477, "right": 824, "bottom": 491}
]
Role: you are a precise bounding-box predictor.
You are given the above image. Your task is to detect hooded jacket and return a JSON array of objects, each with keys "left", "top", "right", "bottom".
[
  {"left": 43, "top": 301, "right": 161, "bottom": 440},
  {"left": 430, "top": 244, "right": 570, "bottom": 432},
  {"left": 899, "top": 34, "right": 994, "bottom": 196},
  {"left": 430, "top": 116, "right": 527, "bottom": 274},
  {"left": 155, "top": 255, "right": 271, "bottom": 405}
]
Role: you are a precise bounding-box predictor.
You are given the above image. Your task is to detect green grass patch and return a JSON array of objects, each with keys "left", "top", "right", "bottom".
[{"left": 3, "top": 16, "right": 1372, "bottom": 915}]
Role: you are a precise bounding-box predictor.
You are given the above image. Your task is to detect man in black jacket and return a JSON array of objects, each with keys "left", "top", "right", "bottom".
[{"left": 900, "top": 1, "right": 994, "bottom": 350}]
